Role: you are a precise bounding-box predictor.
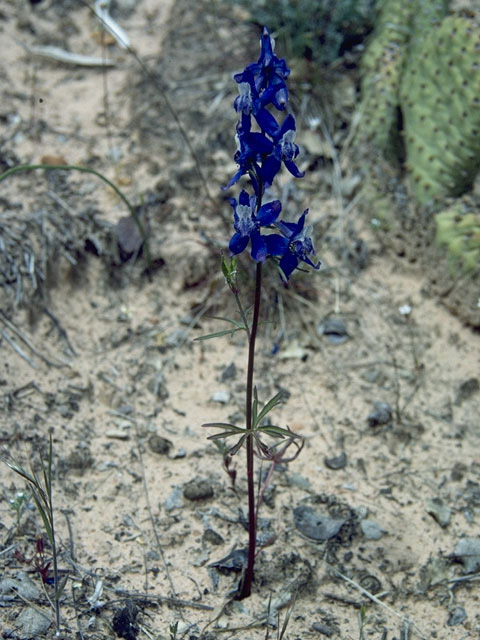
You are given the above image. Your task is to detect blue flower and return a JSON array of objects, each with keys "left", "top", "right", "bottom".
[
  {"left": 261, "top": 114, "right": 305, "bottom": 188},
  {"left": 236, "top": 27, "right": 290, "bottom": 111},
  {"left": 233, "top": 69, "right": 281, "bottom": 137},
  {"left": 223, "top": 116, "right": 273, "bottom": 192},
  {"left": 274, "top": 209, "right": 320, "bottom": 280},
  {"left": 229, "top": 189, "right": 282, "bottom": 262}
]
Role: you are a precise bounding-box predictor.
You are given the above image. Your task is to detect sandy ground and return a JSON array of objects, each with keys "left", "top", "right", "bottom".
[{"left": 1, "top": 1, "right": 480, "bottom": 639}]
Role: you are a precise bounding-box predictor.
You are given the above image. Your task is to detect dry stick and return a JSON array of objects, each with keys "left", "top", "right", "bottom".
[
  {"left": 0, "top": 329, "right": 36, "bottom": 368},
  {"left": 0, "top": 311, "right": 67, "bottom": 367},
  {"left": 130, "top": 418, "right": 179, "bottom": 604}
]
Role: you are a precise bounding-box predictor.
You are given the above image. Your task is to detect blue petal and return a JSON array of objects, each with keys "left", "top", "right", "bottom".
[
  {"left": 247, "top": 132, "right": 273, "bottom": 155},
  {"left": 261, "top": 155, "right": 281, "bottom": 189},
  {"left": 275, "top": 219, "right": 301, "bottom": 239},
  {"left": 264, "top": 234, "right": 289, "bottom": 256},
  {"left": 284, "top": 159, "right": 305, "bottom": 179},
  {"left": 278, "top": 113, "right": 296, "bottom": 138},
  {"left": 279, "top": 251, "right": 298, "bottom": 280},
  {"left": 272, "top": 85, "right": 288, "bottom": 110},
  {"left": 254, "top": 108, "right": 280, "bottom": 137},
  {"left": 250, "top": 230, "right": 267, "bottom": 262},
  {"left": 222, "top": 167, "right": 244, "bottom": 191},
  {"left": 256, "top": 200, "right": 282, "bottom": 226},
  {"left": 238, "top": 189, "right": 250, "bottom": 206},
  {"left": 229, "top": 232, "right": 249, "bottom": 256}
]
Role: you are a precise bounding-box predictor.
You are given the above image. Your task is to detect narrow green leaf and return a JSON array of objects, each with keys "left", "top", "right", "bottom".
[
  {"left": 207, "top": 430, "right": 244, "bottom": 440},
  {"left": 254, "top": 390, "right": 286, "bottom": 428},
  {"left": 202, "top": 422, "right": 245, "bottom": 432},
  {"left": 194, "top": 327, "right": 245, "bottom": 341},
  {"left": 55, "top": 574, "right": 68, "bottom": 601},
  {"left": 228, "top": 434, "right": 247, "bottom": 455},
  {"left": 208, "top": 315, "right": 246, "bottom": 329},
  {"left": 256, "top": 425, "right": 300, "bottom": 439}
]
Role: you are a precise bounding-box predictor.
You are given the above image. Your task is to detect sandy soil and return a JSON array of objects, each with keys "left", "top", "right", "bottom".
[{"left": 1, "top": 2, "right": 480, "bottom": 639}]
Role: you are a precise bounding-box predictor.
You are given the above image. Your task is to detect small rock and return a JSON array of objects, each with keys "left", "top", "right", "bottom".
[
  {"left": 367, "top": 402, "right": 392, "bottom": 427},
  {"left": 116, "top": 215, "right": 144, "bottom": 260},
  {"left": 112, "top": 600, "right": 139, "bottom": 640},
  {"left": 172, "top": 448, "right": 187, "bottom": 459},
  {"left": 293, "top": 505, "right": 346, "bottom": 541},
  {"left": 448, "top": 605, "right": 467, "bottom": 626},
  {"left": 203, "top": 528, "right": 224, "bottom": 546},
  {"left": 105, "top": 429, "right": 130, "bottom": 440},
  {"left": 455, "top": 377, "right": 479, "bottom": 406},
  {"left": 317, "top": 317, "right": 349, "bottom": 345},
  {"left": 164, "top": 486, "right": 183, "bottom": 511},
  {"left": 454, "top": 537, "right": 480, "bottom": 573},
  {"left": 209, "top": 548, "right": 247, "bottom": 574},
  {"left": 211, "top": 390, "right": 230, "bottom": 404},
  {"left": 426, "top": 498, "right": 451, "bottom": 528},
  {"left": 0, "top": 572, "right": 40, "bottom": 600},
  {"left": 360, "top": 519, "right": 384, "bottom": 540},
  {"left": 451, "top": 461, "right": 467, "bottom": 482},
  {"left": 311, "top": 621, "right": 335, "bottom": 636},
  {"left": 324, "top": 451, "right": 347, "bottom": 470},
  {"left": 183, "top": 478, "right": 214, "bottom": 501},
  {"left": 220, "top": 362, "right": 237, "bottom": 382},
  {"left": 148, "top": 434, "right": 172, "bottom": 455},
  {"left": 17, "top": 606, "right": 51, "bottom": 639}
]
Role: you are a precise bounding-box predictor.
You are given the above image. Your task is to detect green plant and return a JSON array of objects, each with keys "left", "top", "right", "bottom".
[
  {"left": 1, "top": 432, "right": 64, "bottom": 634},
  {"left": 225, "top": 0, "right": 376, "bottom": 65},
  {"left": 197, "top": 26, "right": 317, "bottom": 601}
]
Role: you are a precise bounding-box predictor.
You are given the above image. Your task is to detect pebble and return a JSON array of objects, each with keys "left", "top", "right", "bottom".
[
  {"left": 311, "top": 621, "right": 335, "bottom": 636},
  {"left": 317, "top": 317, "right": 349, "bottom": 345},
  {"left": 148, "top": 434, "right": 172, "bottom": 455},
  {"left": 367, "top": 401, "right": 392, "bottom": 427},
  {"left": 0, "top": 572, "right": 40, "bottom": 600},
  {"left": 426, "top": 498, "right": 451, "bottom": 528},
  {"left": 211, "top": 390, "right": 230, "bottom": 404},
  {"left": 203, "top": 528, "right": 224, "bottom": 546},
  {"left": 448, "top": 605, "right": 467, "bottom": 626},
  {"left": 17, "top": 607, "right": 51, "bottom": 639},
  {"left": 105, "top": 429, "right": 130, "bottom": 440},
  {"left": 455, "top": 377, "right": 479, "bottom": 405},
  {"left": 183, "top": 478, "right": 214, "bottom": 501},
  {"left": 360, "top": 519, "right": 384, "bottom": 540},
  {"left": 209, "top": 548, "right": 248, "bottom": 574},
  {"left": 164, "top": 486, "right": 183, "bottom": 512},
  {"left": 293, "top": 505, "right": 346, "bottom": 541},
  {"left": 220, "top": 362, "right": 237, "bottom": 382},
  {"left": 454, "top": 537, "right": 480, "bottom": 573},
  {"left": 324, "top": 451, "right": 347, "bottom": 470}
]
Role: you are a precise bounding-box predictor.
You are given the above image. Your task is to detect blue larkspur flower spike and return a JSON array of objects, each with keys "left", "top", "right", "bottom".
[
  {"left": 229, "top": 189, "right": 282, "bottom": 262},
  {"left": 275, "top": 210, "right": 321, "bottom": 281}
]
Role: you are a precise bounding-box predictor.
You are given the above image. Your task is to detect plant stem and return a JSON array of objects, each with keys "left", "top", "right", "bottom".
[{"left": 238, "top": 261, "right": 262, "bottom": 599}]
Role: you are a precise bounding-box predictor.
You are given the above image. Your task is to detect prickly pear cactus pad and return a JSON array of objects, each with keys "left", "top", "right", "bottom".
[
  {"left": 400, "top": 13, "right": 480, "bottom": 205},
  {"left": 358, "top": 0, "right": 415, "bottom": 155},
  {"left": 435, "top": 200, "right": 480, "bottom": 276}
]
